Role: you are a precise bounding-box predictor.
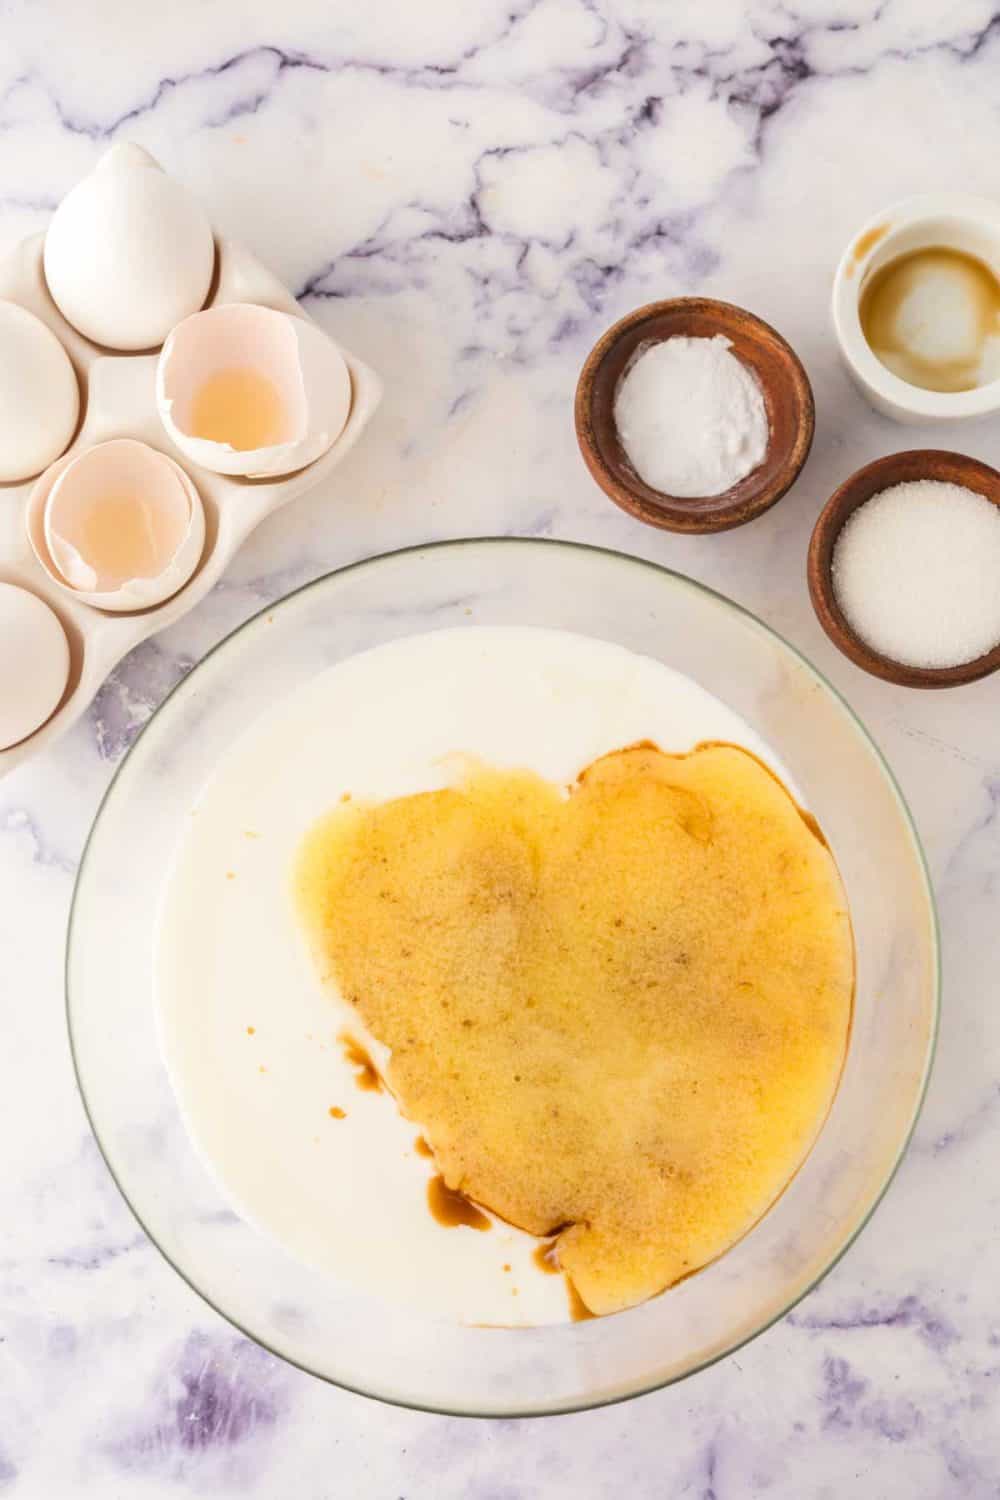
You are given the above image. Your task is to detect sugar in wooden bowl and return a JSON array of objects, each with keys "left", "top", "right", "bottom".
[{"left": 808, "top": 450, "right": 1000, "bottom": 688}]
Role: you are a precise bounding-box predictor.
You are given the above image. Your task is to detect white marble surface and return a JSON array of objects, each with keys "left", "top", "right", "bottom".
[{"left": 2, "top": 1, "right": 1000, "bottom": 1494}]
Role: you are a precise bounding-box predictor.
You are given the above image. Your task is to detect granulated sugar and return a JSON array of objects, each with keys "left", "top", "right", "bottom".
[
  {"left": 832, "top": 479, "right": 1000, "bottom": 668},
  {"left": 613, "top": 335, "right": 769, "bottom": 498}
]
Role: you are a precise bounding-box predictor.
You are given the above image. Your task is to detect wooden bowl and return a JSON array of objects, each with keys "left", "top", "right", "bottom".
[
  {"left": 808, "top": 449, "right": 1000, "bottom": 688},
  {"left": 574, "top": 298, "right": 815, "bottom": 533}
]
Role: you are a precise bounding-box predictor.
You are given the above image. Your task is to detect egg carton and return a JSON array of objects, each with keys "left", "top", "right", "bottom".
[{"left": 0, "top": 226, "right": 381, "bottom": 778}]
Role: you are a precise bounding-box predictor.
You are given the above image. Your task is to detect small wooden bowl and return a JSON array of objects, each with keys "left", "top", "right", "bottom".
[
  {"left": 574, "top": 298, "right": 815, "bottom": 533},
  {"left": 808, "top": 449, "right": 1000, "bottom": 688}
]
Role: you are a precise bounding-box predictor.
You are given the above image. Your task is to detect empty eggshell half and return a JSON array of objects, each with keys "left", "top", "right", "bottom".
[
  {"left": 156, "top": 303, "right": 352, "bottom": 477},
  {"left": 0, "top": 583, "right": 70, "bottom": 750},
  {"left": 44, "top": 143, "right": 215, "bottom": 351},
  {"left": 28, "top": 438, "right": 205, "bottom": 612},
  {"left": 0, "top": 302, "right": 79, "bottom": 482}
]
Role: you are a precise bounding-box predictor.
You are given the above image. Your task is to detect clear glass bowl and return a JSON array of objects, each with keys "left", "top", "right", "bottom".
[{"left": 67, "top": 539, "right": 939, "bottom": 1416}]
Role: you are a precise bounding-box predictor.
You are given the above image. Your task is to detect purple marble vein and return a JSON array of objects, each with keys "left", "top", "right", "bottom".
[{"left": 109, "top": 1331, "right": 288, "bottom": 1476}]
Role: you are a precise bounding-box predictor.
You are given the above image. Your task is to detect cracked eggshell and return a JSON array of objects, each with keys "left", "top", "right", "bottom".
[
  {"left": 0, "top": 302, "right": 79, "bottom": 481},
  {"left": 28, "top": 438, "right": 205, "bottom": 613},
  {"left": 0, "top": 583, "right": 70, "bottom": 750},
  {"left": 156, "top": 303, "right": 352, "bottom": 477},
  {"left": 43, "top": 143, "right": 215, "bottom": 351}
]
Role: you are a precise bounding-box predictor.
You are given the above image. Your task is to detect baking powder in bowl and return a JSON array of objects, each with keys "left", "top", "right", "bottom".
[{"left": 614, "top": 334, "right": 769, "bottom": 498}]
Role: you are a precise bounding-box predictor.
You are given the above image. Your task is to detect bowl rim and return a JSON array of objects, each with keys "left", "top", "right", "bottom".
[
  {"left": 808, "top": 448, "right": 1000, "bottom": 687},
  {"left": 832, "top": 192, "right": 1000, "bottom": 420},
  {"left": 65, "top": 536, "right": 941, "bottom": 1417},
  {"left": 574, "top": 297, "right": 815, "bottom": 534}
]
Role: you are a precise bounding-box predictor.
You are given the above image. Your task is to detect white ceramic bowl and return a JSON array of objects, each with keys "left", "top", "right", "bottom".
[{"left": 832, "top": 192, "right": 1000, "bottom": 422}]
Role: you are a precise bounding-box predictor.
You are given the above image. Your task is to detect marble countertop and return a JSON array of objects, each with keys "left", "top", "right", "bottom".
[{"left": 2, "top": 2, "right": 1000, "bottom": 1495}]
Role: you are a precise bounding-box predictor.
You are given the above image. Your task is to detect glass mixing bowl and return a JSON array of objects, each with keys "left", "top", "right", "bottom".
[{"left": 67, "top": 539, "right": 938, "bottom": 1416}]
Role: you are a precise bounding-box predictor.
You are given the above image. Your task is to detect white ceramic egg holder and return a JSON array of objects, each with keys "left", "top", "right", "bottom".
[{"left": 0, "top": 233, "right": 382, "bottom": 777}]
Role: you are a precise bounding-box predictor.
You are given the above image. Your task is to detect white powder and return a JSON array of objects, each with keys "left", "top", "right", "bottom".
[
  {"left": 832, "top": 480, "right": 1000, "bottom": 669},
  {"left": 613, "top": 334, "right": 769, "bottom": 498}
]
